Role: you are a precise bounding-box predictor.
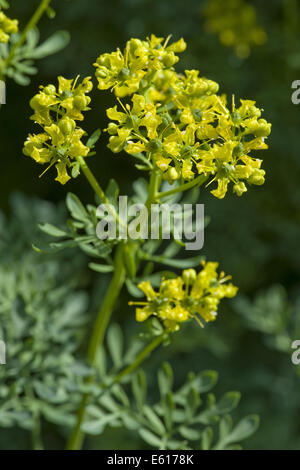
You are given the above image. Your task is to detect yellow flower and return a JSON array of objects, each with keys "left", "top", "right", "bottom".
[
  {"left": 94, "top": 35, "right": 186, "bottom": 98},
  {"left": 0, "top": 10, "right": 18, "bottom": 44},
  {"left": 23, "top": 76, "right": 93, "bottom": 184},
  {"left": 130, "top": 263, "right": 238, "bottom": 332},
  {"left": 105, "top": 94, "right": 162, "bottom": 155},
  {"left": 99, "top": 39, "right": 271, "bottom": 199}
]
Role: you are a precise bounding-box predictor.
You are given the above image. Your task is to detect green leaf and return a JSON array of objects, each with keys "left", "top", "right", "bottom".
[
  {"left": 132, "top": 369, "right": 147, "bottom": 411},
  {"left": 106, "top": 179, "right": 119, "bottom": 203},
  {"left": 88, "top": 262, "right": 114, "bottom": 273},
  {"left": 219, "top": 414, "right": 233, "bottom": 442},
  {"left": 162, "top": 392, "right": 174, "bottom": 431},
  {"left": 49, "top": 240, "right": 78, "bottom": 250},
  {"left": 133, "top": 178, "right": 149, "bottom": 202},
  {"left": 14, "top": 61, "right": 37, "bottom": 75},
  {"left": 71, "top": 162, "right": 81, "bottom": 178},
  {"left": 125, "top": 278, "right": 144, "bottom": 298},
  {"left": 141, "top": 252, "right": 205, "bottom": 269},
  {"left": 79, "top": 242, "right": 111, "bottom": 258},
  {"left": 158, "top": 362, "right": 174, "bottom": 397},
  {"left": 38, "top": 223, "right": 68, "bottom": 238},
  {"left": 201, "top": 427, "right": 213, "bottom": 450},
  {"left": 121, "top": 412, "right": 139, "bottom": 430},
  {"left": 196, "top": 370, "right": 218, "bottom": 393},
  {"left": 143, "top": 405, "right": 165, "bottom": 435},
  {"left": 139, "top": 428, "right": 162, "bottom": 448},
  {"left": 87, "top": 129, "right": 101, "bottom": 149},
  {"left": 25, "top": 27, "right": 40, "bottom": 49},
  {"left": 29, "top": 31, "right": 70, "bottom": 59},
  {"left": 82, "top": 408, "right": 115, "bottom": 435},
  {"left": 66, "top": 193, "right": 89, "bottom": 221},
  {"left": 178, "top": 426, "right": 201, "bottom": 441},
  {"left": 111, "top": 384, "right": 130, "bottom": 407},
  {"left": 215, "top": 392, "right": 241, "bottom": 414},
  {"left": 11, "top": 71, "right": 30, "bottom": 86},
  {"left": 33, "top": 381, "right": 68, "bottom": 404},
  {"left": 41, "top": 404, "right": 74, "bottom": 427},
  {"left": 185, "top": 387, "right": 200, "bottom": 420},
  {"left": 46, "top": 6, "right": 56, "bottom": 19},
  {"left": 223, "top": 415, "right": 259, "bottom": 446},
  {"left": 107, "top": 323, "right": 123, "bottom": 369}
]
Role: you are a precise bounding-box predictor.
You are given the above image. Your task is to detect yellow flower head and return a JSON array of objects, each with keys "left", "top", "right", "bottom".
[
  {"left": 130, "top": 263, "right": 238, "bottom": 332},
  {"left": 94, "top": 35, "right": 186, "bottom": 97},
  {"left": 0, "top": 8, "right": 18, "bottom": 44},
  {"left": 23, "top": 76, "right": 93, "bottom": 184},
  {"left": 99, "top": 36, "right": 271, "bottom": 199}
]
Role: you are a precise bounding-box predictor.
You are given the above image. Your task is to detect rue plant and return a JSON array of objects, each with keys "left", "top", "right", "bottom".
[{"left": 1, "top": 1, "right": 272, "bottom": 451}]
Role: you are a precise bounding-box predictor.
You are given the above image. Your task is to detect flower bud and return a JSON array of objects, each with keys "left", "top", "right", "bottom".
[
  {"left": 254, "top": 119, "right": 271, "bottom": 137},
  {"left": 161, "top": 113, "right": 173, "bottom": 127},
  {"left": 119, "top": 67, "right": 130, "bottom": 79},
  {"left": 73, "top": 95, "right": 89, "bottom": 110},
  {"left": 167, "top": 167, "right": 180, "bottom": 181},
  {"left": 43, "top": 84, "right": 56, "bottom": 95},
  {"left": 162, "top": 51, "right": 178, "bottom": 68},
  {"left": 233, "top": 182, "right": 247, "bottom": 196},
  {"left": 183, "top": 269, "right": 197, "bottom": 284},
  {"left": 107, "top": 123, "right": 118, "bottom": 135},
  {"left": 248, "top": 169, "right": 265, "bottom": 185},
  {"left": 30, "top": 95, "right": 43, "bottom": 110},
  {"left": 192, "top": 109, "right": 203, "bottom": 122},
  {"left": 58, "top": 117, "right": 76, "bottom": 135},
  {"left": 148, "top": 138, "right": 162, "bottom": 153},
  {"left": 233, "top": 142, "right": 244, "bottom": 157},
  {"left": 231, "top": 111, "right": 241, "bottom": 124}
]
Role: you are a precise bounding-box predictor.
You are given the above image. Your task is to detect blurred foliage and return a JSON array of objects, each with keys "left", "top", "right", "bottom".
[
  {"left": 1, "top": 0, "right": 300, "bottom": 450},
  {"left": 0, "top": 195, "right": 257, "bottom": 449}
]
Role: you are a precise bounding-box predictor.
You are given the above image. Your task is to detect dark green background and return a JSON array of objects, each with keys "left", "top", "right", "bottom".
[{"left": 1, "top": 0, "right": 300, "bottom": 449}]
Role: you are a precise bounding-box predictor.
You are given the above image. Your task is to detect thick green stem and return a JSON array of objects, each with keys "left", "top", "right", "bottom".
[
  {"left": 32, "top": 411, "right": 43, "bottom": 450},
  {"left": 87, "top": 245, "right": 126, "bottom": 363},
  {"left": 76, "top": 156, "right": 108, "bottom": 203},
  {"left": 67, "top": 333, "right": 164, "bottom": 451},
  {"left": 66, "top": 244, "right": 126, "bottom": 450},
  {"left": 157, "top": 174, "right": 208, "bottom": 199},
  {"left": 146, "top": 169, "right": 162, "bottom": 210},
  {"left": 5, "top": 0, "right": 51, "bottom": 68},
  {"left": 67, "top": 164, "right": 163, "bottom": 450},
  {"left": 76, "top": 156, "right": 127, "bottom": 230}
]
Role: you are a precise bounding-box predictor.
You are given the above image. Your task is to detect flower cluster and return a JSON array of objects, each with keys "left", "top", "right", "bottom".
[
  {"left": 102, "top": 42, "right": 271, "bottom": 198},
  {"left": 130, "top": 263, "right": 238, "bottom": 332},
  {"left": 23, "top": 76, "right": 93, "bottom": 184},
  {"left": 94, "top": 35, "right": 186, "bottom": 98},
  {"left": 0, "top": 8, "right": 18, "bottom": 44},
  {"left": 24, "top": 35, "right": 271, "bottom": 197},
  {"left": 204, "top": 0, "right": 267, "bottom": 58}
]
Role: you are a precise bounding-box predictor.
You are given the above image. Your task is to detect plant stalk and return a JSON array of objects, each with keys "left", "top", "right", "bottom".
[
  {"left": 5, "top": 0, "right": 52, "bottom": 67},
  {"left": 157, "top": 174, "right": 208, "bottom": 199},
  {"left": 66, "top": 243, "right": 126, "bottom": 450}
]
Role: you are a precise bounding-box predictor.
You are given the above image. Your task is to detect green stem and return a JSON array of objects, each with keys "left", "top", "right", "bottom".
[
  {"left": 67, "top": 333, "right": 164, "bottom": 451},
  {"left": 66, "top": 243, "right": 126, "bottom": 450},
  {"left": 157, "top": 174, "right": 208, "bottom": 199},
  {"left": 76, "top": 156, "right": 108, "bottom": 203},
  {"left": 114, "top": 334, "right": 164, "bottom": 384},
  {"left": 5, "top": 0, "right": 51, "bottom": 68},
  {"left": 87, "top": 245, "right": 126, "bottom": 363},
  {"left": 146, "top": 168, "right": 162, "bottom": 209},
  {"left": 76, "top": 156, "right": 127, "bottom": 230},
  {"left": 32, "top": 411, "right": 43, "bottom": 450}
]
